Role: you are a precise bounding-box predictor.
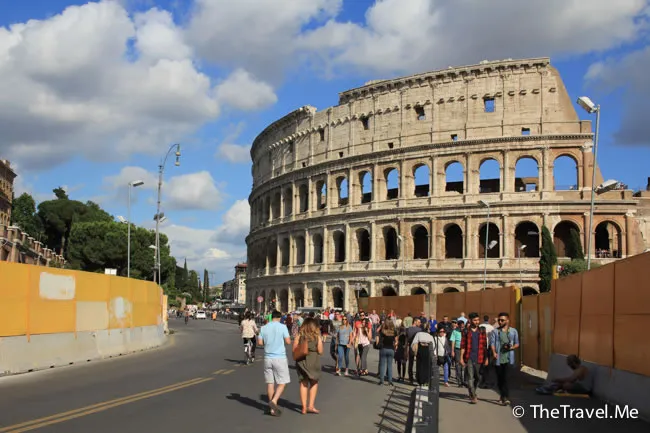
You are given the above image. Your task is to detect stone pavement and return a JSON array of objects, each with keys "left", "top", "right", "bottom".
[{"left": 438, "top": 368, "right": 649, "bottom": 433}]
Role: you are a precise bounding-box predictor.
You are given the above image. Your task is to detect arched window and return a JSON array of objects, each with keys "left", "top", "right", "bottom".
[
  {"left": 411, "top": 287, "right": 427, "bottom": 295},
  {"left": 595, "top": 221, "right": 622, "bottom": 258},
  {"left": 383, "top": 226, "right": 399, "bottom": 260},
  {"left": 312, "top": 233, "right": 323, "bottom": 264},
  {"left": 443, "top": 287, "right": 459, "bottom": 293},
  {"left": 479, "top": 158, "right": 500, "bottom": 193},
  {"left": 553, "top": 155, "right": 579, "bottom": 191},
  {"left": 298, "top": 184, "right": 309, "bottom": 213},
  {"left": 359, "top": 171, "right": 372, "bottom": 204},
  {"left": 445, "top": 161, "right": 463, "bottom": 194},
  {"left": 284, "top": 187, "right": 293, "bottom": 216},
  {"left": 281, "top": 238, "right": 290, "bottom": 266},
  {"left": 333, "top": 231, "right": 345, "bottom": 263},
  {"left": 413, "top": 164, "right": 430, "bottom": 197},
  {"left": 514, "top": 157, "right": 539, "bottom": 192},
  {"left": 295, "top": 236, "right": 306, "bottom": 265},
  {"left": 385, "top": 168, "right": 399, "bottom": 200},
  {"left": 444, "top": 224, "right": 463, "bottom": 259},
  {"left": 515, "top": 222, "right": 540, "bottom": 258},
  {"left": 357, "top": 229, "right": 371, "bottom": 262},
  {"left": 382, "top": 287, "right": 398, "bottom": 296},
  {"left": 553, "top": 221, "right": 581, "bottom": 258},
  {"left": 412, "top": 225, "right": 429, "bottom": 259},
  {"left": 337, "top": 176, "right": 349, "bottom": 206},
  {"left": 478, "top": 223, "right": 500, "bottom": 258}
]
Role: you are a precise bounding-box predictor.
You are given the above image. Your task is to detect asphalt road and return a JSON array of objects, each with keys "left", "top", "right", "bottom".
[{"left": 0, "top": 319, "right": 400, "bottom": 433}]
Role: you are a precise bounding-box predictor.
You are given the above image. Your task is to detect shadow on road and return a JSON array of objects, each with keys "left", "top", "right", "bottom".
[
  {"left": 260, "top": 394, "right": 303, "bottom": 413},
  {"left": 226, "top": 393, "right": 268, "bottom": 414},
  {"left": 224, "top": 358, "right": 247, "bottom": 366},
  {"left": 375, "top": 385, "right": 411, "bottom": 433}
]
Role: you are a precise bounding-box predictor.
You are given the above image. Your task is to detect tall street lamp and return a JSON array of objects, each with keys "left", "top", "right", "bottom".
[
  {"left": 478, "top": 200, "right": 491, "bottom": 290},
  {"left": 127, "top": 180, "right": 144, "bottom": 278},
  {"left": 518, "top": 245, "right": 527, "bottom": 288},
  {"left": 155, "top": 144, "right": 181, "bottom": 285},
  {"left": 576, "top": 96, "right": 600, "bottom": 270}
]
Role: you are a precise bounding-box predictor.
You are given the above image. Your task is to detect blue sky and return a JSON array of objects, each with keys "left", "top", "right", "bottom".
[{"left": 2, "top": 0, "right": 650, "bottom": 283}]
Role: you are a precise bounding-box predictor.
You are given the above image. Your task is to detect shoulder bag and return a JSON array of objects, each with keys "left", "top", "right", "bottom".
[{"left": 293, "top": 336, "right": 309, "bottom": 361}]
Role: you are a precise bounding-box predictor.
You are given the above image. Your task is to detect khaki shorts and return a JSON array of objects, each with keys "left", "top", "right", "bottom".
[{"left": 264, "top": 358, "right": 291, "bottom": 385}]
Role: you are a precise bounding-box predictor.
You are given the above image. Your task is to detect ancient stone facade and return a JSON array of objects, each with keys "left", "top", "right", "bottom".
[
  {"left": 245, "top": 57, "right": 650, "bottom": 313},
  {"left": 0, "top": 224, "right": 66, "bottom": 266},
  {"left": 0, "top": 159, "right": 16, "bottom": 227}
]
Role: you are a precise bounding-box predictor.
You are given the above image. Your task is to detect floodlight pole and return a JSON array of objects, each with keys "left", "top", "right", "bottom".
[{"left": 586, "top": 106, "right": 601, "bottom": 270}]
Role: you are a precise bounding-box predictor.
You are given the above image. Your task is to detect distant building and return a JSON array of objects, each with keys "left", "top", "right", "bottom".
[
  {"left": 0, "top": 159, "right": 16, "bottom": 227},
  {"left": 222, "top": 263, "right": 247, "bottom": 304},
  {"left": 0, "top": 159, "right": 65, "bottom": 266}
]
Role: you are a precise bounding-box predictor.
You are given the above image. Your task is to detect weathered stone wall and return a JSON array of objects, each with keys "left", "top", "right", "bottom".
[{"left": 246, "top": 58, "right": 646, "bottom": 313}]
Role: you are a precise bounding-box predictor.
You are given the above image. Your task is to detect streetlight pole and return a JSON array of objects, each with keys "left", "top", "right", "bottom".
[
  {"left": 478, "top": 200, "right": 490, "bottom": 290},
  {"left": 127, "top": 180, "right": 144, "bottom": 278},
  {"left": 518, "top": 245, "right": 527, "bottom": 288},
  {"left": 576, "top": 97, "right": 601, "bottom": 271},
  {"left": 154, "top": 144, "right": 181, "bottom": 285}
]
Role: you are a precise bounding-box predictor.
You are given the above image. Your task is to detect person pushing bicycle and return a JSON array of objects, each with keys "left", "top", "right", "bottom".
[{"left": 240, "top": 311, "right": 259, "bottom": 363}]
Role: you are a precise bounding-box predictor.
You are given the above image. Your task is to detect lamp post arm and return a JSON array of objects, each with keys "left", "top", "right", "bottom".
[{"left": 586, "top": 107, "right": 600, "bottom": 271}]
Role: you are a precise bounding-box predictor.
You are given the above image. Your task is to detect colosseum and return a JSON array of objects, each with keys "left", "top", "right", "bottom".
[{"left": 245, "top": 57, "right": 650, "bottom": 313}]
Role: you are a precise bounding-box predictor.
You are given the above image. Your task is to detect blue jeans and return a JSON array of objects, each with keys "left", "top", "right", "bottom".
[
  {"left": 338, "top": 344, "right": 350, "bottom": 369},
  {"left": 442, "top": 358, "right": 450, "bottom": 383},
  {"left": 379, "top": 348, "right": 395, "bottom": 384}
]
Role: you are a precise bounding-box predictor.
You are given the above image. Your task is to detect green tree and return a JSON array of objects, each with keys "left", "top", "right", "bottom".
[
  {"left": 53, "top": 187, "right": 68, "bottom": 200},
  {"left": 203, "top": 269, "right": 210, "bottom": 302},
  {"left": 538, "top": 226, "right": 557, "bottom": 293},
  {"left": 188, "top": 270, "right": 200, "bottom": 301},
  {"left": 67, "top": 220, "right": 175, "bottom": 284},
  {"left": 10, "top": 193, "right": 44, "bottom": 239},
  {"left": 566, "top": 228, "right": 584, "bottom": 260}
]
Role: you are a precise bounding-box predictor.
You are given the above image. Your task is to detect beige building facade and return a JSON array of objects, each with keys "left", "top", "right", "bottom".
[
  {"left": 0, "top": 159, "right": 16, "bottom": 227},
  {"left": 245, "top": 57, "right": 650, "bottom": 313}
]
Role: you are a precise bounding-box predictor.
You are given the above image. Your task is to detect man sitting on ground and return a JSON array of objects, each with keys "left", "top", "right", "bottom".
[{"left": 536, "top": 354, "right": 591, "bottom": 395}]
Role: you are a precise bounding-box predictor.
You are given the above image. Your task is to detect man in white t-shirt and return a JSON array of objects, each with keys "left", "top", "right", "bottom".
[{"left": 479, "top": 315, "right": 495, "bottom": 388}]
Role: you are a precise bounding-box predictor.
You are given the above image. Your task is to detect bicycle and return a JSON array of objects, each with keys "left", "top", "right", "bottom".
[{"left": 244, "top": 338, "right": 254, "bottom": 365}]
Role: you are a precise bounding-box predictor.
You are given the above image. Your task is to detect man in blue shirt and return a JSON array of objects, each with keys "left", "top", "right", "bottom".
[
  {"left": 489, "top": 312, "right": 519, "bottom": 406},
  {"left": 258, "top": 310, "right": 292, "bottom": 416}
]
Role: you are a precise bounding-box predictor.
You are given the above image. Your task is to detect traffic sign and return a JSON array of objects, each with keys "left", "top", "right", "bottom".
[{"left": 257, "top": 296, "right": 263, "bottom": 303}]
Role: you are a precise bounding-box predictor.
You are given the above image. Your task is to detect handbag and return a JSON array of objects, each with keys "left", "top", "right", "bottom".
[
  {"left": 435, "top": 337, "right": 445, "bottom": 366},
  {"left": 293, "top": 337, "right": 309, "bottom": 361}
]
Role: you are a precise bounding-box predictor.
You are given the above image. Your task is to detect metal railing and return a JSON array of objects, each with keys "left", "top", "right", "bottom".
[{"left": 410, "top": 348, "right": 440, "bottom": 433}]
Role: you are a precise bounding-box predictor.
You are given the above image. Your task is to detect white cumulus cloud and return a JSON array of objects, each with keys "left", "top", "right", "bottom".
[
  {"left": 217, "top": 143, "right": 251, "bottom": 164},
  {"left": 0, "top": 1, "right": 219, "bottom": 170},
  {"left": 297, "top": 0, "right": 650, "bottom": 75},
  {"left": 216, "top": 69, "right": 278, "bottom": 111}
]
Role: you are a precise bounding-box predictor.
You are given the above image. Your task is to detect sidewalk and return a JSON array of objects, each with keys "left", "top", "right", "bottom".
[{"left": 438, "top": 369, "right": 649, "bottom": 433}]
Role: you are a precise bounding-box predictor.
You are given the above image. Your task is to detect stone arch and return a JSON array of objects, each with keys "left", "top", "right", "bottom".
[
  {"left": 478, "top": 222, "right": 500, "bottom": 258},
  {"left": 412, "top": 224, "right": 429, "bottom": 259},
  {"left": 311, "top": 287, "right": 323, "bottom": 308},
  {"left": 479, "top": 157, "right": 501, "bottom": 193},
  {"left": 522, "top": 287, "right": 538, "bottom": 296},
  {"left": 268, "top": 289, "right": 277, "bottom": 310},
  {"left": 411, "top": 287, "right": 427, "bottom": 295},
  {"left": 382, "top": 286, "right": 398, "bottom": 296},
  {"left": 336, "top": 175, "right": 349, "bottom": 206},
  {"left": 553, "top": 154, "right": 579, "bottom": 191},
  {"left": 293, "top": 288, "right": 304, "bottom": 309},
  {"left": 283, "top": 186, "right": 293, "bottom": 216},
  {"left": 298, "top": 184, "right": 309, "bottom": 213},
  {"left": 515, "top": 221, "right": 540, "bottom": 258},
  {"left": 312, "top": 233, "right": 323, "bottom": 264},
  {"left": 263, "top": 196, "right": 270, "bottom": 221},
  {"left": 331, "top": 287, "right": 344, "bottom": 309},
  {"left": 315, "top": 179, "right": 327, "bottom": 209},
  {"left": 272, "top": 191, "right": 281, "bottom": 219},
  {"left": 332, "top": 230, "right": 346, "bottom": 263},
  {"left": 445, "top": 161, "right": 464, "bottom": 194},
  {"left": 444, "top": 223, "right": 463, "bottom": 259},
  {"left": 413, "top": 163, "right": 430, "bottom": 197},
  {"left": 595, "top": 220, "right": 622, "bottom": 258},
  {"left": 385, "top": 167, "right": 399, "bottom": 200},
  {"left": 553, "top": 220, "right": 581, "bottom": 258},
  {"left": 267, "top": 239, "right": 277, "bottom": 268},
  {"left": 443, "top": 287, "right": 459, "bottom": 293},
  {"left": 356, "top": 228, "right": 371, "bottom": 261},
  {"left": 359, "top": 170, "right": 372, "bottom": 204},
  {"left": 279, "top": 289, "right": 289, "bottom": 312},
  {"left": 383, "top": 226, "right": 399, "bottom": 260},
  {"left": 280, "top": 237, "right": 290, "bottom": 266},
  {"left": 295, "top": 235, "right": 306, "bottom": 265},
  {"left": 514, "top": 156, "right": 540, "bottom": 192}
]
